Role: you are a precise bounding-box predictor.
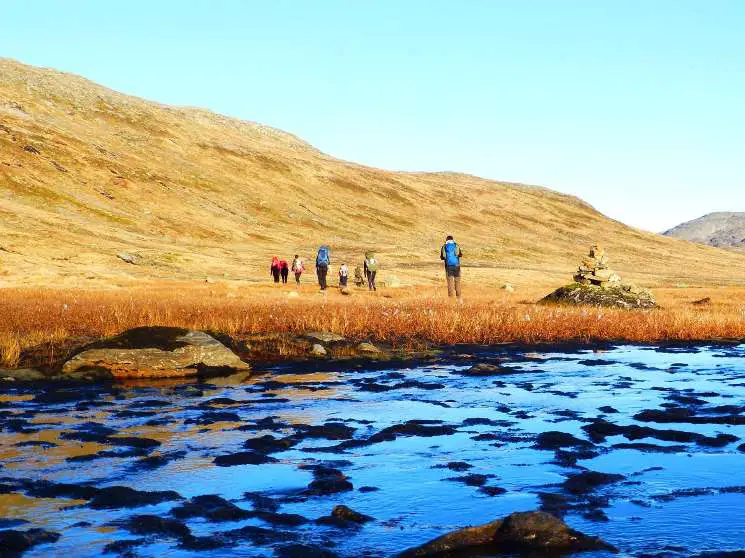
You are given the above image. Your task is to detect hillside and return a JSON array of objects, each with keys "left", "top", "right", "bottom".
[
  {"left": 2, "top": 57, "right": 745, "bottom": 289},
  {"left": 664, "top": 212, "right": 745, "bottom": 250}
]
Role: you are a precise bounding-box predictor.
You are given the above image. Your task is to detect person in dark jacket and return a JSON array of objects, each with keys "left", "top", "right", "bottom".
[
  {"left": 440, "top": 235, "right": 462, "bottom": 299},
  {"left": 316, "top": 246, "right": 331, "bottom": 290},
  {"left": 270, "top": 256, "right": 281, "bottom": 283},
  {"left": 279, "top": 259, "right": 289, "bottom": 284}
]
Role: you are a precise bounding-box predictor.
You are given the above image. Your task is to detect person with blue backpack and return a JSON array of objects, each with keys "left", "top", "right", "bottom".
[
  {"left": 316, "top": 245, "right": 331, "bottom": 290},
  {"left": 440, "top": 235, "right": 463, "bottom": 299}
]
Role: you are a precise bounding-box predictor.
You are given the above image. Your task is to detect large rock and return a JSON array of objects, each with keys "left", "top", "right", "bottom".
[
  {"left": 62, "top": 327, "right": 250, "bottom": 379},
  {"left": 541, "top": 283, "right": 657, "bottom": 309},
  {"left": 397, "top": 511, "right": 617, "bottom": 556}
]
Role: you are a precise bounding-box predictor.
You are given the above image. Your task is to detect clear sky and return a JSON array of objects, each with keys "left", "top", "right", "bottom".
[{"left": 2, "top": 0, "right": 744, "bottom": 232}]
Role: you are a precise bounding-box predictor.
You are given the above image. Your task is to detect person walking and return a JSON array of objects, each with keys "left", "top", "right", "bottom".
[
  {"left": 440, "top": 235, "right": 462, "bottom": 299},
  {"left": 339, "top": 263, "right": 349, "bottom": 287},
  {"left": 291, "top": 254, "right": 304, "bottom": 284},
  {"left": 279, "top": 259, "right": 289, "bottom": 284},
  {"left": 364, "top": 251, "right": 378, "bottom": 291},
  {"left": 270, "top": 256, "right": 281, "bottom": 284},
  {"left": 316, "top": 245, "right": 331, "bottom": 290}
]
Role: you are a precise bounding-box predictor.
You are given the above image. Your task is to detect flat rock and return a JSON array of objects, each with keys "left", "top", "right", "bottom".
[
  {"left": 302, "top": 332, "right": 346, "bottom": 344},
  {"left": 0, "top": 368, "right": 47, "bottom": 382},
  {"left": 61, "top": 327, "right": 250, "bottom": 379},
  {"left": 397, "top": 511, "right": 617, "bottom": 556}
]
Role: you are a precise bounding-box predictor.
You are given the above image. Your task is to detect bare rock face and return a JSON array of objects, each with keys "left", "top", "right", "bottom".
[
  {"left": 397, "top": 511, "right": 617, "bottom": 556},
  {"left": 62, "top": 327, "right": 250, "bottom": 379}
]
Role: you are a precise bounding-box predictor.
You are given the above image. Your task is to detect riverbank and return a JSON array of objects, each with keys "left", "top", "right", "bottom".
[{"left": 2, "top": 283, "right": 745, "bottom": 373}]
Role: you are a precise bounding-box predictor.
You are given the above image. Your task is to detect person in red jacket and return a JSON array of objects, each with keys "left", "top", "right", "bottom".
[{"left": 270, "top": 256, "right": 281, "bottom": 283}]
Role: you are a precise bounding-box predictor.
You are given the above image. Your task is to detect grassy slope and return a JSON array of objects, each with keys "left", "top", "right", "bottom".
[{"left": 1, "top": 57, "right": 744, "bottom": 289}]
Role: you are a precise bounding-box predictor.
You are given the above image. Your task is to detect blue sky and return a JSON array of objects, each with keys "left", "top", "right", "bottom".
[{"left": 2, "top": 0, "right": 744, "bottom": 232}]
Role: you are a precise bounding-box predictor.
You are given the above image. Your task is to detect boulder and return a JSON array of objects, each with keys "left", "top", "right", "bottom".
[
  {"left": 397, "top": 511, "right": 617, "bottom": 556},
  {"left": 540, "top": 283, "right": 657, "bottom": 309},
  {"left": 61, "top": 327, "right": 250, "bottom": 379},
  {"left": 340, "top": 287, "right": 352, "bottom": 296},
  {"left": 357, "top": 342, "right": 380, "bottom": 354},
  {"left": 501, "top": 283, "right": 514, "bottom": 292},
  {"left": 310, "top": 344, "right": 328, "bottom": 357}
]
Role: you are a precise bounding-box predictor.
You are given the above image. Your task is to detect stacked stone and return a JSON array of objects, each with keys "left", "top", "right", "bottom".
[{"left": 573, "top": 244, "right": 621, "bottom": 287}]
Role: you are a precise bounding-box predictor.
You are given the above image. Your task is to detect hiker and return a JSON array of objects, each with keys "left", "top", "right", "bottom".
[
  {"left": 316, "top": 245, "right": 331, "bottom": 290},
  {"left": 354, "top": 265, "right": 365, "bottom": 287},
  {"left": 339, "top": 263, "right": 349, "bottom": 287},
  {"left": 291, "top": 254, "right": 304, "bottom": 284},
  {"left": 440, "top": 235, "right": 462, "bottom": 298},
  {"left": 364, "top": 251, "right": 378, "bottom": 291},
  {"left": 270, "top": 256, "right": 281, "bottom": 284},
  {"left": 279, "top": 259, "right": 289, "bottom": 284}
]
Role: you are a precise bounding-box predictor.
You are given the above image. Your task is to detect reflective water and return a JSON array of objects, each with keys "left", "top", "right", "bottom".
[{"left": 1, "top": 344, "right": 745, "bottom": 557}]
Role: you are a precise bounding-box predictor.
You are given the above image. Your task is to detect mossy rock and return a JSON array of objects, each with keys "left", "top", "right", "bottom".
[{"left": 540, "top": 283, "right": 657, "bottom": 309}]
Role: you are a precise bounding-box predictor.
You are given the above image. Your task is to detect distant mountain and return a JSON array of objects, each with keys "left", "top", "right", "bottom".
[{"left": 663, "top": 212, "right": 745, "bottom": 249}]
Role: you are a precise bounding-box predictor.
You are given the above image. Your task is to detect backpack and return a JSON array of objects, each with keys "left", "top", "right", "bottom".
[
  {"left": 365, "top": 257, "right": 377, "bottom": 272},
  {"left": 444, "top": 242, "right": 460, "bottom": 267},
  {"left": 316, "top": 246, "right": 330, "bottom": 266}
]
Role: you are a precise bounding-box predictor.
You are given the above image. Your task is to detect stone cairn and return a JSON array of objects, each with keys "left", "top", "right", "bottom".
[{"left": 573, "top": 244, "right": 621, "bottom": 287}]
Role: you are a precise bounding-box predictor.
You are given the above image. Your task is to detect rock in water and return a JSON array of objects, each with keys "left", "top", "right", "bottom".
[
  {"left": 541, "top": 283, "right": 657, "bottom": 309},
  {"left": 0, "top": 528, "right": 61, "bottom": 553},
  {"left": 397, "top": 511, "right": 617, "bottom": 556},
  {"left": 61, "top": 327, "right": 251, "bottom": 379}
]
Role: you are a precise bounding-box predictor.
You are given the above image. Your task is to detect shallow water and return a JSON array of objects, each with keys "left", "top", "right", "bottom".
[{"left": 2, "top": 344, "right": 745, "bottom": 557}]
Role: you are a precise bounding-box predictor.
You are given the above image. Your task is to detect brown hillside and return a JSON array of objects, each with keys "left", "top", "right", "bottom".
[{"left": 1, "top": 57, "right": 744, "bottom": 289}]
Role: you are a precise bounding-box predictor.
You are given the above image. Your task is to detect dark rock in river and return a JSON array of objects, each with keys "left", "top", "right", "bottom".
[
  {"left": 171, "top": 495, "right": 253, "bottom": 522},
  {"left": 317, "top": 504, "right": 374, "bottom": 527},
  {"left": 0, "top": 528, "right": 60, "bottom": 553},
  {"left": 213, "top": 451, "right": 278, "bottom": 467},
  {"left": 534, "top": 431, "right": 593, "bottom": 450},
  {"left": 89, "top": 486, "right": 182, "bottom": 509},
  {"left": 562, "top": 471, "right": 626, "bottom": 495},
  {"left": 275, "top": 543, "right": 339, "bottom": 558},
  {"left": 459, "top": 363, "right": 516, "bottom": 376},
  {"left": 114, "top": 514, "right": 191, "bottom": 538},
  {"left": 397, "top": 511, "right": 617, "bottom": 556},
  {"left": 61, "top": 326, "right": 250, "bottom": 380}
]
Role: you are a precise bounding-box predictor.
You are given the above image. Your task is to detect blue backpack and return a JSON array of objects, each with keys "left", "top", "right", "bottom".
[
  {"left": 444, "top": 242, "right": 460, "bottom": 267},
  {"left": 316, "top": 246, "right": 330, "bottom": 266}
]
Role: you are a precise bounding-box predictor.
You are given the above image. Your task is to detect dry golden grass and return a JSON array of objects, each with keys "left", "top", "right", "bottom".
[{"left": 2, "top": 283, "right": 745, "bottom": 369}]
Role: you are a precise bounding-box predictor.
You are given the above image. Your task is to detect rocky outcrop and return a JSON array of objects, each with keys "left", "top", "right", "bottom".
[
  {"left": 542, "top": 244, "right": 657, "bottom": 309},
  {"left": 542, "top": 283, "right": 657, "bottom": 309},
  {"left": 62, "top": 327, "right": 250, "bottom": 379},
  {"left": 397, "top": 511, "right": 617, "bottom": 556}
]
